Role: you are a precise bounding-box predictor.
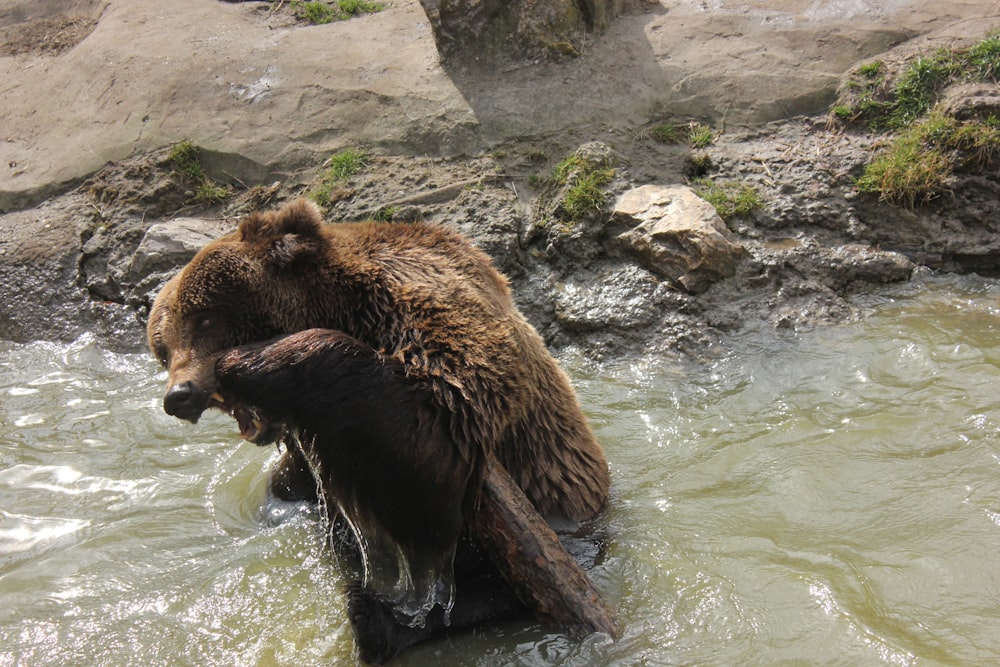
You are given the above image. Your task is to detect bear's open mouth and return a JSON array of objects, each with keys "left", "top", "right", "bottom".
[{"left": 210, "top": 391, "right": 279, "bottom": 445}]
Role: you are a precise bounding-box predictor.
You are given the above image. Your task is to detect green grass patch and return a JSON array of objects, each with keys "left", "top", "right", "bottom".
[
  {"left": 311, "top": 148, "right": 369, "bottom": 208},
  {"left": 834, "top": 32, "right": 1000, "bottom": 208},
  {"left": 688, "top": 123, "right": 715, "bottom": 148},
  {"left": 650, "top": 122, "right": 683, "bottom": 143},
  {"left": 550, "top": 154, "right": 615, "bottom": 221},
  {"left": 834, "top": 32, "right": 1000, "bottom": 131},
  {"left": 966, "top": 32, "right": 1000, "bottom": 80},
  {"left": 856, "top": 112, "right": 1000, "bottom": 207},
  {"left": 561, "top": 168, "right": 614, "bottom": 219},
  {"left": 890, "top": 52, "right": 959, "bottom": 128},
  {"left": 831, "top": 104, "right": 855, "bottom": 121},
  {"left": 372, "top": 205, "right": 398, "bottom": 221},
  {"left": 168, "top": 140, "right": 206, "bottom": 182},
  {"left": 551, "top": 154, "right": 584, "bottom": 185},
  {"left": 337, "top": 0, "right": 385, "bottom": 17},
  {"left": 195, "top": 182, "right": 230, "bottom": 205},
  {"left": 299, "top": 1, "right": 336, "bottom": 23},
  {"left": 856, "top": 136, "right": 950, "bottom": 208},
  {"left": 326, "top": 147, "right": 369, "bottom": 180},
  {"left": 693, "top": 179, "right": 762, "bottom": 221},
  {"left": 640, "top": 121, "right": 713, "bottom": 146},
  {"left": 858, "top": 60, "right": 884, "bottom": 78},
  {"left": 167, "top": 140, "right": 230, "bottom": 205},
  {"left": 295, "top": 0, "right": 384, "bottom": 24},
  {"left": 950, "top": 114, "right": 1000, "bottom": 164}
]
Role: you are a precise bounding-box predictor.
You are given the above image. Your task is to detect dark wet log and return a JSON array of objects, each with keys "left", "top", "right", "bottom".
[{"left": 469, "top": 457, "right": 618, "bottom": 639}]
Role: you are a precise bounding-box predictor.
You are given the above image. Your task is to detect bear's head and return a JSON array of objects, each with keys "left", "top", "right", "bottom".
[{"left": 147, "top": 199, "right": 331, "bottom": 427}]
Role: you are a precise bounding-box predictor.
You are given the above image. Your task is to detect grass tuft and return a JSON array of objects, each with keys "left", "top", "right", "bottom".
[
  {"left": 966, "top": 32, "right": 1000, "bottom": 80},
  {"left": 889, "top": 52, "right": 958, "bottom": 128},
  {"left": 832, "top": 32, "right": 1000, "bottom": 208},
  {"left": 693, "top": 179, "right": 762, "bottom": 221},
  {"left": 311, "top": 148, "right": 369, "bottom": 208},
  {"left": 649, "top": 122, "right": 683, "bottom": 144},
  {"left": 295, "top": 0, "right": 384, "bottom": 24},
  {"left": 856, "top": 136, "right": 950, "bottom": 208},
  {"left": 858, "top": 60, "right": 884, "bottom": 78},
  {"left": 168, "top": 140, "right": 230, "bottom": 205},
  {"left": 833, "top": 32, "right": 1000, "bottom": 131},
  {"left": 550, "top": 154, "right": 615, "bottom": 221},
  {"left": 168, "top": 140, "right": 204, "bottom": 181},
  {"left": 195, "top": 181, "right": 230, "bottom": 205},
  {"left": 855, "top": 112, "right": 1000, "bottom": 207},
  {"left": 688, "top": 123, "right": 715, "bottom": 148},
  {"left": 326, "top": 147, "right": 369, "bottom": 180}
]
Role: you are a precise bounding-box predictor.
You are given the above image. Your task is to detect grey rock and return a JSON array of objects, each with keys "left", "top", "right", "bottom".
[
  {"left": 614, "top": 185, "right": 746, "bottom": 293},
  {"left": 939, "top": 83, "right": 1000, "bottom": 121},
  {"left": 418, "top": 0, "right": 627, "bottom": 62},
  {"left": 128, "top": 218, "right": 229, "bottom": 283},
  {"left": 125, "top": 217, "right": 232, "bottom": 308},
  {"left": 553, "top": 264, "right": 667, "bottom": 332}
]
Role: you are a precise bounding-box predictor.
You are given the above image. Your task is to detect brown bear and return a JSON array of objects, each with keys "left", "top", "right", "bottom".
[{"left": 147, "top": 199, "right": 610, "bottom": 662}]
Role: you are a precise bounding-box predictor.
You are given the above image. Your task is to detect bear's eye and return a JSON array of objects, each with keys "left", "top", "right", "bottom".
[{"left": 190, "top": 312, "right": 228, "bottom": 343}]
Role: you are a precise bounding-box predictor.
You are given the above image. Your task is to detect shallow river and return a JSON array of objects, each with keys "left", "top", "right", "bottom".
[{"left": 2, "top": 273, "right": 1000, "bottom": 667}]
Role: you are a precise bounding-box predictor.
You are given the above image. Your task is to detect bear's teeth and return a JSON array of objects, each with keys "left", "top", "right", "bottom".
[{"left": 210, "top": 391, "right": 225, "bottom": 405}]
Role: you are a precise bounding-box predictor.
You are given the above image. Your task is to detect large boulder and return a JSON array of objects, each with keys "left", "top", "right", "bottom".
[
  {"left": 614, "top": 185, "right": 746, "bottom": 293},
  {"left": 418, "top": 0, "right": 627, "bottom": 62}
]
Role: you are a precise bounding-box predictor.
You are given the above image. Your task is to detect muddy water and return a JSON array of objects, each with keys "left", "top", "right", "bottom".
[{"left": 3, "top": 273, "right": 1000, "bottom": 667}]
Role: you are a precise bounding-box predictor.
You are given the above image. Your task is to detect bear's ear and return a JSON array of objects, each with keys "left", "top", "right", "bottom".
[{"left": 238, "top": 199, "right": 326, "bottom": 269}]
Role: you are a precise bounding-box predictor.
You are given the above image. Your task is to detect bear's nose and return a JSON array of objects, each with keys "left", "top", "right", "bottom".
[{"left": 163, "top": 381, "right": 209, "bottom": 423}]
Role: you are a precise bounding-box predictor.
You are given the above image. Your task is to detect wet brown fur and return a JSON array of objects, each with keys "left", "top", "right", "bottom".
[{"left": 147, "top": 198, "right": 609, "bottom": 522}]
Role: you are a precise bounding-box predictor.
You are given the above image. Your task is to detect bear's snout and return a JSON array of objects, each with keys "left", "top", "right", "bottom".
[{"left": 163, "top": 381, "right": 209, "bottom": 423}]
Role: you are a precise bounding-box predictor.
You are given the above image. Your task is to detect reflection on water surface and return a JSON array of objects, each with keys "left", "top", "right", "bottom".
[{"left": 2, "top": 273, "right": 1000, "bottom": 666}]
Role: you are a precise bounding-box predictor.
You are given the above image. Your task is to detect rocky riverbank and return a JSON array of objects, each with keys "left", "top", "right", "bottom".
[{"left": 2, "top": 1, "right": 998, "bottom": 357}]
